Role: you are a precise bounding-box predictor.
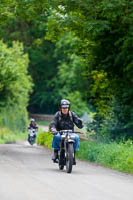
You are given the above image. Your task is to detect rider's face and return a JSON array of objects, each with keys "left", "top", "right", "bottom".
[{"left": 61, "top": 107, "right": 69, "bottom": 115}]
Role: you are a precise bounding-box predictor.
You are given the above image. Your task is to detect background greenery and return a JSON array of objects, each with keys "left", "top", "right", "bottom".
[
  {"left": 0, "top": 39, "right": 32, "bottom": 142},
  {"left": 77, "top": 139, "right": 133, "bottom": 174},
  {"left": 37, "top": 131, "right": 52, "bottom": 149},
  {"left": 37, "top": 130, "right": 133, "bottom": 174},
  {"left": 45, "top": 0, "right": 133, "bottom": 141},
  {"left": 0, "top": 0, "right": 133, "bottom": 154}
]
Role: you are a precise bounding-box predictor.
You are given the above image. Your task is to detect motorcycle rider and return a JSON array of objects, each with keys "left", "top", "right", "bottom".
[
  {"left": 50, "top": 99, "right": 83, "bottom": 164},
  {"left": 28, "top": 118, "right": 38, "bottom": 141}
]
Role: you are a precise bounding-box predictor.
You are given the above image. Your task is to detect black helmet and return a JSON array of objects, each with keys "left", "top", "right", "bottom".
[{"left": 60, "top": 99, "right": 70, "bottom": 108}]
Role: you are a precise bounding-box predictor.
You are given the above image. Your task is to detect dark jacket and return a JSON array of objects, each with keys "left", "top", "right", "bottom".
[
  {"left": 50, "top": 111, "right": 83, "bottom": 131},
  {"left": 28, "top": 123, "right": 38, "bottom": 130}
]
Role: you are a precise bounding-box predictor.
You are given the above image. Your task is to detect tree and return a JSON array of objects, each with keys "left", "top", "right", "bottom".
[
  {"left": 0, "top": 1, "right": 60, "bottom": 114},
  {"left": 0, "top": 40, "right": 32, "bottom": 131},
  {"left": 46, "top": 0, "right": 133, "bottom": 139}
]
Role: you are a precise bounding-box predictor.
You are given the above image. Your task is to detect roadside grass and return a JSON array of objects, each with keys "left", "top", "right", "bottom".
[
  {"left": 77, "top": 139, "right": 133, "bottom": 174},
  {"left": 37, "top": 131, "right": 52, "bottom": 149},
  {"left": 37, "top": 121, "right": 50, "bottom": 126},
  {"left": 0, "top": 119, "right": 49, "bottom": 144},
  {"left": 0, "top": 107, "right": 29, "bottom": 144},
  {"left": 0, "top": 127, "right": 27, "bottom": 144},
  {"left": 37, "top": 130, "right": 133, "bottom": 174}
]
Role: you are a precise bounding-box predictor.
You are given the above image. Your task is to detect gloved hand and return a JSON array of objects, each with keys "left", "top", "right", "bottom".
[{"left": 50, "top": 128, "right": 57, "bottom": 134}]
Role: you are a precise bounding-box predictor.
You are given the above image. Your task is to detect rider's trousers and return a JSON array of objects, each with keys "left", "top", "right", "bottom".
[{"left": 52, "top": 133, "right": 79, "bottom": 151}]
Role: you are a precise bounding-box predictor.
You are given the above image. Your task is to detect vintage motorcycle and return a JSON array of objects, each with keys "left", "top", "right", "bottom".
[
  {"left": 28, "top": 128, "right": 36, "bottom": 145},
  {"left": 53, "top": 130, "right": 82, "bottom": 173}
]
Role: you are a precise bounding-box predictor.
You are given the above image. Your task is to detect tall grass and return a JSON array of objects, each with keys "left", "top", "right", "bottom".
[
  {"left": 37, "top": 131, "right": 53, "bottom": 149},
  {"left": 0, "top": 106, "right": 28, "bottom": 132},
  {"left": 0, "top": 106, "right": 28, "bottom": 144},
  {"left": 0, "top": 127, "right": 27, "bottom": 143},
  {"left": 77, "top": 139, "right": 133, "bottom": 174}
]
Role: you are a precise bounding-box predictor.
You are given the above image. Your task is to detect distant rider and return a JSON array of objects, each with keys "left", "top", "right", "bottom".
[
  {"left": 28, "top": 118, "right": 38, "bottom": 141},
  {"left": 49, "top": 99, "right": 83, "bottom": 164}
]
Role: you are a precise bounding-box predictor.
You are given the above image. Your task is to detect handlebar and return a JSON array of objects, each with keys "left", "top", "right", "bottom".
[{"left": 51, "top": 130, "right": 84, "bottom": 135}]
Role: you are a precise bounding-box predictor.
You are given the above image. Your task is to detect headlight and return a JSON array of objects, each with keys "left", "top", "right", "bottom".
[
  {"left": 61, "top": 135, "right": 65, "bottom": 139},
  {"left": 70, "top": 135, "right": 75, "bottom": 140}
]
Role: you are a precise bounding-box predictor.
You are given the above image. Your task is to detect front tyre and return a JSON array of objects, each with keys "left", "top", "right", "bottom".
[
  {"left": 66, "top": 143, "right": 74, "bottom": 173},
  {"left": 59, "top": 165, "right": 64, "bottom": 170},
  {"left": 28, "top": 136, "right": 35, "bottom": 145},
  {"left": 59, "top": 149, "right": 65, "bottom": 170}
]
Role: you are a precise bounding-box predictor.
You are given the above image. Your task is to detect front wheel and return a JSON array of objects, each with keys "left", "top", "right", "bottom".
[
  {"left": 28, "top": 136, "right": 35, "bottom": 145},
  {"left": 59, "top": 165, "right": 64, "bottom": 170},
  {"left": 66, "top": 143, "right": 74, "bottom": 173},
  {"left": 59, "top": 150, "right": 65, "bottom": 170}
]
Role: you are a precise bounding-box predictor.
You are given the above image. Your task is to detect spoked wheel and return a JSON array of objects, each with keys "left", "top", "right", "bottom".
[{"left": 66, "top": 143, "right": 74, "bottom": 173}]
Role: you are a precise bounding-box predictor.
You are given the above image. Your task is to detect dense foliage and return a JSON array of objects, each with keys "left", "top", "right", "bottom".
[
  {"left": 37, "top": 131, "right": 53, "bottom": 149},
  {"left": 45, "top": 0, "right": 133, "bottom": 140},
  {"left": 0, "top": 5, "right": 59, "bottom": 114},
  {"left": 1, "top": 0, "right": 133, "bottom": 140},
  {"left": 0, "top": 40, "right": 32, "bottom": 132}
]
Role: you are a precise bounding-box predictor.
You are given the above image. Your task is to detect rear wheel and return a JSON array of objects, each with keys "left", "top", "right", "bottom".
[{"left": 66, "top": 143, "right": 74, "bottom": 173}]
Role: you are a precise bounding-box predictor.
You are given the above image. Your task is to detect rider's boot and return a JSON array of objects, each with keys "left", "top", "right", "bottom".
[
  {"left": 52, "top": 149, "right": 59, "bottom": 163},
  {"left": 73, "top": 151, "right": 76, "bottom": 165}
]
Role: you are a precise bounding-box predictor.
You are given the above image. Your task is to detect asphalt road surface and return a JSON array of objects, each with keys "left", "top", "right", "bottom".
[{"left": 0, "top": 142, "right": 133, "bottom": 200}]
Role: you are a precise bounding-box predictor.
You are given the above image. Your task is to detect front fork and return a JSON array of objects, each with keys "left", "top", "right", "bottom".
[
  {"left": 59, "top": 137, "right": 75, "bottom": 165},
  {"left": 65, "top": 140, "right": 75, "bottom": 162},
  {"left": 59, "top": 139, "right": 65, "bottom": 165}
]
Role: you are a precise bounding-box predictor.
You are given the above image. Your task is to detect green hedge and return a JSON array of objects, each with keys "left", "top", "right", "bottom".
[
  {"left": 37, "top": 131, "right": 53, "bottom": 149},
  {"left": 0, "top": 40, "right": 32, "bottom": 134},
  {"left": 37, "top": 130, "right": 133, "bottom": 174}
]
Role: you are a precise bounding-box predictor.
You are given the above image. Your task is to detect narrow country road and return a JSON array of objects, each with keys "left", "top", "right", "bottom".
[{"left": 0, "top": 142, "right": 133, "bottom": 200}]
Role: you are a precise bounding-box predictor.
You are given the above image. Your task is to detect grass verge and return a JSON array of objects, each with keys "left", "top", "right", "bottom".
[
  {"left": 37, "top": 130, "right": 133, "bottom": 175},
  {"left": 0, "top": 127, "right": 27, "bottom": 144},
  {"left": 0, "top": 121, "right": 47, "bottom": 144},
  {"left": 77, "top": 139, "right": 133, "bottom": 174},
  {"left": 37, "top": 121, "right": 50, "bottom": 126}
]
